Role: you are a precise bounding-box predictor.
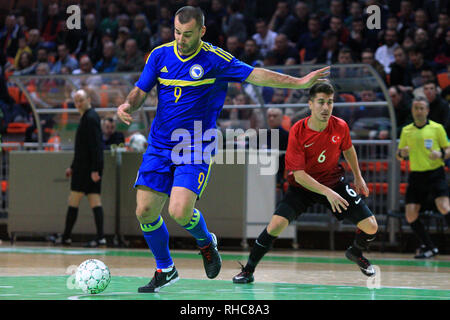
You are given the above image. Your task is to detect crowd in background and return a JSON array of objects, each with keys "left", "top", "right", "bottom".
[{"left": 0, "top": 0, "right": 449, "bottom": 144}]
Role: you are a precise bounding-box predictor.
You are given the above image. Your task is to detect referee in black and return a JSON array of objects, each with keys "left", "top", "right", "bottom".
[{"left": 55, "top": 89, "right": 106, "bottom": 247}]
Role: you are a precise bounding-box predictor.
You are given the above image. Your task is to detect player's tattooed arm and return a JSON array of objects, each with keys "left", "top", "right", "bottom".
[
  {"left": 245, "top": 66, "right": 330, "bottom": 89},
  {"left": 117, "top": 86, "right": 148, "bottom": 125}
]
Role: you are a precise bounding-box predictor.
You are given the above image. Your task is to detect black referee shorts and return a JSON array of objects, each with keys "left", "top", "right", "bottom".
[
  {"left": 71, "top": 168, "right": 102, "bottom": 194},
  {"left": 405, "top": 166, "right": 449, "bottom": 204},
  {"left": 274, "top": 177, "right": 374, "bottom": 225}
]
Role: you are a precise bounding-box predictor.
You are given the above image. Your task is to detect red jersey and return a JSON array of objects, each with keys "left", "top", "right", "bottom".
[{"left": 285, "top": 115, "right": 352, "bottom": 188}]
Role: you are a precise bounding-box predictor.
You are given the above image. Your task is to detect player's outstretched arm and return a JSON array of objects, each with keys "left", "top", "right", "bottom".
[
  {"left": 117, "top": 86, "right": 148, "bottom": 125},
  {"left": 245, "top": 66, "right": 330, "bottom": 89}
]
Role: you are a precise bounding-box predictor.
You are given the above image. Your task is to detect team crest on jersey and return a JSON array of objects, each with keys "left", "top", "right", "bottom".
[
  {"left": 331, "top": 135, "right": 341, "bottom": 144},
  {"left": 189, "top": 64, "right": 204, "bottom": 79}
]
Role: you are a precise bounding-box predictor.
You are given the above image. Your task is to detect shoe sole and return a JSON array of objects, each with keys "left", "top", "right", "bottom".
[
  {"left": 138, "top": 276, "right": 180, "bottom": 293},
  {"left": 345, "top": 250, "right": 375, "bottom": 277},
  {"left": 232, "top": 277, "right": 254, "bottom": 284}
]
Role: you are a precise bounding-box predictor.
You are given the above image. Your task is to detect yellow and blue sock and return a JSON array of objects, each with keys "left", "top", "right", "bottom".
[
  {"left": 141, "top": 216, "right": 173, "bottom": 270},
  {"left": 182, "top": 208, "right": 212, "bottom": 247}
]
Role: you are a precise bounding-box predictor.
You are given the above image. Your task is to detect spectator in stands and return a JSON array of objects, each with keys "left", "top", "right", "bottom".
[
  {"left": 27, "top": 29, "right": 42, "bottom": 60},
  {"left": 94, "top": 41, "right": 118, "bottom": 73},
  {"left": 131, "top": 14, "right": 151, "bottom": 53},
  {"left": 378, "top": 86, "right": 413, "bottom": 139},
  {"left": 100, "top": 2, "right": 119, "bottom": 39},
  {"left": 430, "top": 12, "right": 449, "bottom": 45},
  {"left": 316, "top": 30, "right": 340, "bottom": 65},
  {"left": 13, "top": 37, "right": 32, "bottom": 70},
  {"left": 423, "top": 80, "right": 450, "bottom": 136},
  {"left": 72, "top": 56, "right": 102, "bottom": 89},
  {"left": 329, "top": 16, "right": 350, "bottom": 45},
  {"left": 389, "top": 46, "right": 413, "bottom": 89},
  {"left": 11, "top": 51, "right": 35, "bottom": 76},
  {"left": 348, "top": 18, "right": 376, "bottom": 57},
  {"left": 102, "top": 117, "right": 125, "bottom": 150},
  {"left": 115, "top": 26, "right": 131, "bottom": 58},
  {"left": 398, "top": 0, "right": 415, "bottom": 30},
  {"left": 239, "top": 38, "right": 263, "bottom": 67},
  {"left": 433, "top": 28, "right": 450, "bottom": 67},
  {"left": 407, "top": 45, "right": 436, "bottom": 88},
  {"left": 222, "top": 1, "right": 247, "bottom": 43},
  {"left": 225, "top": 35, "right": 243, "bottom": 58},
  {"left": 116, "top": 38, "right": 144, "bottom": 72},
  {"left": 321, "top": 0, "right": 345, "bottom": 31},
  {"left": 56, "top": 16, "right": 82, "bottom": 54},
  {"left": 151, "top": 24, "right": 173, "bottom": 48},
  {"left": 413, "top": 67, "right": 442, "bottom": 98},
  {"left": 396, "top": 96, "right": 450, "bottom": 259},
  {"left": 76, "top": 13, "right": 103, "bottom": 64},
  {"left": 40, "top": 3, "right": 62, "bottom": 50},
  {"left": 268, "top": 1, "right": 291, "bottom": 34},
  {"left": 344, "top": 1, "right": 363, "bottom": 28},
  {"left": 414, "top": 27, "right": 433, "bottom": 59},
  {"left": 268, "top": 33, "right": 299, "bottom": 66},
  {"left": 51, "top": 44, "right": 79, "bottom": 74},
  {"left": 203, "top": 0, "right": 226, "bottom": 45},
  {"left": 118, "top": 14, "right": 131, "bottom": 29},
  {"left": 276, "top": 1, "right": 310, "bottom": 43},
  {"left": 361, "top": 48, "right": 387, "bottom": 83},
  {"left": 375, "top": 29, "right": 399, "bottom": 75},
  {"left": 150, "top": 5, "right": 173, "bottom": 36},
  {"left": 296, "top": 14, "right": 322, "bottom": 63},
  {"left": 252, "top": 18, "right": 277, "bottom": 58},
  {"left": 0, "top": 15, "right": 24, "bottom": 58}
]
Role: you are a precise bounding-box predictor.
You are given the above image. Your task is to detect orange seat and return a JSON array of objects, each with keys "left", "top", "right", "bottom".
[
  {"left": 400, "top": 160, "right": 410, "bottom": 172},
  {"left": 399, "top": 183, "right": 407, "bottom": 196},
  {"left": 299, "top": 48, "right": 306, "bottom": 63},
  {"left": 281, "top": 114, "right": 291, "bottom": 131},
  {"left": 7, "top": 122, "right": 30, "bottom": 134},
  {"left": 367, "top": 182, "right": 388, "bottom": 195},
  {"left": 437, "top": 73, "right": 450, "bottom": 89},
  {"left": 8, "top": 86, "right": 20, "bottom": 104},
  {"left": 1, "top": 180, "right": 8, "bottom": 193},
  {"left": 99, "top": 84, "right": 109, "bottom": 108},
  {"left": 339, "top": 93, "right": 356, "bottom": 102}
]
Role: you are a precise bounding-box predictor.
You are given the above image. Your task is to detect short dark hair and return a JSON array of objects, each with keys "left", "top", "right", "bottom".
[
  {"left": 309, "top": 82, "right": 335, "bottom": 100},
  {"left": 175, "top": 6, "right": 204, "bottom": 28}
]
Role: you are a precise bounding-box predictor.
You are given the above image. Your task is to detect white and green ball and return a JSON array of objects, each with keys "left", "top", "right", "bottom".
[{"left": 75, "top": 259, "right": 111, "bottom": 294}]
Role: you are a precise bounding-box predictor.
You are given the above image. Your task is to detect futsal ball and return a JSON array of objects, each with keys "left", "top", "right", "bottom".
[
  {"left": 129, "top": 133, "right": 148, "bottom": 152},
  {"left": 75, "top": 259, "right": 111, "bottom": 294}
]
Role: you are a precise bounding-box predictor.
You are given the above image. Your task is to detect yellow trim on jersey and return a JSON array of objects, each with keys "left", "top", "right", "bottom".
[
  {"left": 145, "top": 41, "right": 176, "bottom": 64},
  {"left": 202, "top": 43, "right": 233, "bottom": 62},
  {"left": 198, "top": 160, "right": 213, "bottom": 198},
  {"left": 173, "top": 40, "right": 204, "bottom": 62},
  {"left": 157, "top": 77, "right": 216, "bottom": 87}
]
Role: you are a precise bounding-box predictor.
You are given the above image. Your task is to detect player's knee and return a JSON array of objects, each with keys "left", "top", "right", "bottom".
[
  {"left": 168, "top": 202, "right": 191, "bottom": 225},
  {"left": 135, "top": 204, "right": 151, "bottom": 220},
  {"left": 366, "top": 220, "right": 378, "bottom": 235}
]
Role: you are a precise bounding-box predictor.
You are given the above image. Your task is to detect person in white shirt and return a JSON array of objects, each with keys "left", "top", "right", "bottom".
[
  {"left": 375, "top": 29, "right": 399, "bottom": 74},
  {"left": 252, "top": 19, "right": 277, "bottom": 58}
]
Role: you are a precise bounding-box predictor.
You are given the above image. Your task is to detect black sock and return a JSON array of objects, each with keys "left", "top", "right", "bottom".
[
  {"left": 63, "top": 206, "right": 78, "bottom": 239},
  {"left": 92, "top": 206, "right": 104, "bottom": 239},
  {"left": 410, "top": 219, "right": 434, "bottom": 249},
  {"left": 350, "top": 228, "right": 376, "bottom": 256},
  {"left": 245, "top": 228, "right": 277, "bottom": 273}
]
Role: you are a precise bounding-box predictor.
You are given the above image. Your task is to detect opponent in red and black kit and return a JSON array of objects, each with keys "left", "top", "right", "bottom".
[{"left": 233, "top": 82, "right": 379, "bottom": 283}]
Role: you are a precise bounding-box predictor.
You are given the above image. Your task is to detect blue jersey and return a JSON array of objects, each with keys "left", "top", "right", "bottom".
[{"left": 135, "top": 40, "right": 254, "bottom": 153}]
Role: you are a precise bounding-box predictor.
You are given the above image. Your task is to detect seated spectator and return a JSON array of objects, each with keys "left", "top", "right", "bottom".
[
  {"left": 329, "top": 16, "right": 349, "bottom": 45},
  {"left": 225, "top": 35, "right": 243, "bottom": 58},
  {"left": 27, "top": 29, "right": 42, "bottom": 60},
  {"left": 131, "top": 14, "right": 151, "bottom": 53},
  {"left": 252, "top": 18, "right": 277, "bottom": 58},
  {"left": 397, "top": 0, "right": 415, "bottom": 31},
  {"left": 389, "top": 46, "right": 413, "bottom": 89},
  {"left": 348, "top": 17, "right": 378, "bottom": 57},
  {"left": 297, "top": 14, "right": 322, "bottom": 63},
  {"left": 321, "top": 0, "right": 346, "bottom": 31},
  {"left": 267, "top": 33, "right": 299, "bottom": 65},
  {"left": 115, "top": 27, "right": 131, "bottom": 58},
  {"left": 345, "top": 1, "right": 363, "bottom": 28},
  {"left": 100, "top": 2, "right": 119, "bottom": 39},
  {"left": 268, "top": 1, "right": 291, "bottom": 34},
  {"left": 13, "top": 37, "right": 32, "bottom": 69},
  {"left": 316, "top": 30, "right": 340, "bottom": 65},
  {"left": 423, "top": 80, "right": 450, "bottom": 136},
  {"left": 75, "top": 13, "right": 103, "bottom": 64},
  {"left": 413, "top": 67, "right": 442, "bottom": 98},
  {"left": 378, "top": 86, "right": 413, "bottom": 139},
  {"left": 430, "top": 12, "right": 449, "bottom": 46},
  {"left": 94, "top": 41, "right": 118, "bottom": 73},
  {"left": 102, "top": 117, "right": 125, "bottom": 150},
  {"left": 375, "top": 29, "right": 400, "bottom": 75},
  {"left": 12, "top": 51, "right": 35, "bottom": 76},
  {"left": 277, "top": 1, "right": 310, "bottom": 43},
  {"left": 434, "top": 28, "right": 450, "bottom": 67},
  {"left": 239, "top": 38, "right": 263, "bottom": 66},
  {"left": 361, "top": 48, "right": 387, "bottom": 83},
  {"left": 414, "top": 27, "right": 433, "bottom": 59},
  {"left": 118, "top": 14, "right": 131, "bottom": 29},
  {"left": 222, "top": 1, "right": 247, "bottom": 43},
  {"left": 116, "top": 38, "right": 145, "bottom": 72},
  {"left": 150, "top": 24, "right": 173, "bottom": 48},
  {"left": 72, "top": 56, "right": 102, "bottom": 89},
  {"left": 40, "top": 3, "right": 62, "bottom": 50},
  {"left": 0, "top": 15, "right": 24, "bottom": 58},
  {"left": 203, "top": 0, "right": 226, "bottom": 45},
  {"left": 407, "top": 45, "right": 436, "bottom": 88},
  {"left": 51, "top": 44, "right": 79, "bottom": 74},
  {"left": 56, "top": 17, "right": 82, "bottom": 54}
]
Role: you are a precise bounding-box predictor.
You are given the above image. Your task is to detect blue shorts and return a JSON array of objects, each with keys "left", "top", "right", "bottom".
[{"left": 134, "top": 144, "right": 212, "bottom": 198}]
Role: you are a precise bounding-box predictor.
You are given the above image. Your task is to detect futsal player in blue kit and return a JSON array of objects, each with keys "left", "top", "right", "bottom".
[{"left": 117, "top": 6, "right": 330, "bottom": 293}]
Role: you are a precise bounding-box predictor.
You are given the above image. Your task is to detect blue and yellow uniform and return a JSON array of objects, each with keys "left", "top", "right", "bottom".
[{"left": 134, "top": 40, "right": 254, "bottom": 196}]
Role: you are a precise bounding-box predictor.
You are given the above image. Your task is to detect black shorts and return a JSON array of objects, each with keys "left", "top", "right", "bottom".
[
  {"left": 274, "top": 178, "right": 374, "bottom": 225},
  {"left": 405, "top": 166, "right": 449, "bottom": 204},
  {"left": 71, "top": 169, "right": 102, "bottom": 194}
]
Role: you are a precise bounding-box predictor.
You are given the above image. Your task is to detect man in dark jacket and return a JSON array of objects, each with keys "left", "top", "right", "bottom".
[
  {"left": 55, "top": 89, "right": 106, "bottom": 247},
  {"left": 424, "top": 80, "right": 450, "bottom": 136}
]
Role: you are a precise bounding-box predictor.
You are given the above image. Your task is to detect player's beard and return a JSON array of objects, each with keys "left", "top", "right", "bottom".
[{"left": 178, "top": 39, "right": 200, "bottom": 56}]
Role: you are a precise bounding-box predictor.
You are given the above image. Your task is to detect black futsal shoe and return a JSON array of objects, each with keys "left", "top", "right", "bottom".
[
  {"left": 138, "top": 267, "right": 179, "bottom": 293},
  {"left": 198, "top": 233, "right": 222, "bottom": 279},
  {"left": 414, "top": 245, "right": 439, "bottom": 259},
  {"left": 345, "top": 246, "right": 376, "bottom": 277},
  {"left": 232, "top": 263, "right": 255, "bottom": 284}
]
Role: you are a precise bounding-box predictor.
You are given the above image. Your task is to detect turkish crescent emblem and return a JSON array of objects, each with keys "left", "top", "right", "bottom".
[{"left": 332, "top": 136, "right": 340, "bottom": 143}]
